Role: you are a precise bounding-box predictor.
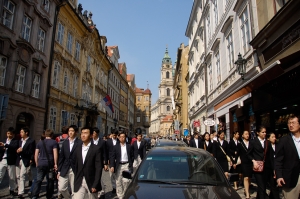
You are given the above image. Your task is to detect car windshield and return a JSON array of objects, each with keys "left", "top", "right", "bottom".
[
  {"left": 155, "top": 140, "right": 187, "bottom": 147},
  {"left": 137, "top": 153, "right": 226, "bottom": 185}
]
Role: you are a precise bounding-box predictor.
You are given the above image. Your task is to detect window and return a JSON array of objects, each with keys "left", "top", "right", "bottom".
[
  {"left": 137, "top": 106, "right": 141, "bottom": 111},
  {"left": 208, "top": 63, "right": 213, "bottom": 91},
  {"left": 15, "top": 65, "right": 26, "bottom": 93},
  {"left": 21, "top": 15, "right": 32, "bottom": 42},
  {"left": 166, "top": 71, "right": 170, "bottom": 78},
  {"left": 167, "top": 106, "right": 170, "bottom": 111},
  {"left": 61, "top": 110, "right": 68, "bottom": 127},
  {"left": 137, "top": 96, "right": 141, "bottom": 101},
  {"left": 70, "top": 113, "right": 76, "bottom": 125},
  {"left": 57, "top": 22, "right": 64, "bottom": 45},
  {"left": 63, "top": 70, "right": 69, "bottom": 93},
  {"left": 137, "top": 116, "right": 140, "bottom": 123},
  {"left": 144, "top": 116, "right": 149, "bottom": 122},
  {"left": 213, "top": 0, "right": 218, "bottom": 26},
  {"left": 146, "top": 96, "right": 149, "bottom": 101},
  {"left": 49, "top": 107, "right": 57, "bottom": 131},
  {"left": 75, "top": 41, "right": 81, "bottom": 60},
  {"left": 206, "top": 11, "right": 211, "bottom": 40},
  {"left": 226, "top": 31, "right": 234, "bottom": 71},
  {"left": 215, "top": 51, "right": 221, "bottom": 83},
  {"left": 145, "top": 106, "right": 149, "bottom": 111},
  {"left": 37, "top": 28, "right": 46, "bottom": 52},
  {"left": 82, "top": 82, "right": 92, "bottom": 102},
  {"left": 87, "top": 55, "right": 91, "bottom": 71},
  {"left": 0, "top": 56, "right": 7, "bottom": 86},
  {"left": 67, "top": 32, "right": 73, "bottom": 53},
  {"left": 2, "top": 0, "right": 15, "bottom": 29},
  {"left": 42, "top": 0, "right": 50, "bottom": 12},
  {"left": 52, "top": 61, "right": 60, "bottom": 88},
  {"left": 31, "top": 73, "right": 40, "bottom": 98},
  {"left": 73, "top": 74, "right": 78, "bottom": 97},
  {"left": 167, "top": 88, "right": 170, "bottom": 96},
  {"left": 240, "top": 7, "right": 251, "bottom": 54}
]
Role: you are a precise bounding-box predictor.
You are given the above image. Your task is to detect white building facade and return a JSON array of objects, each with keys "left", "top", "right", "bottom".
[{"left": 186, "top": 0, "right": 259, "bottom": 138}]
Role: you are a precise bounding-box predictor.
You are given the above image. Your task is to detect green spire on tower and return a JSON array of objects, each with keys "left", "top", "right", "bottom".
[{"left": 162, "top": 46, "right": 171, "bottom": 63}]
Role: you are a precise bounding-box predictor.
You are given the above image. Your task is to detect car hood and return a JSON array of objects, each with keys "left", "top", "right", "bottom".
[{"left": 124, "top": 182, "right": 241, "bottom": 199}]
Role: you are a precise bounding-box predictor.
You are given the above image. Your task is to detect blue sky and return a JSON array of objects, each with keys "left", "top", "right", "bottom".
[{"left": 78, "top": 0, "right": 193, "bottom": 104}]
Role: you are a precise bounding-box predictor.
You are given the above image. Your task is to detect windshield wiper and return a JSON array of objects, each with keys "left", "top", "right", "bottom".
[
  {"left": 176, "top": 181, "right": 217, "bottom": 186},
  {"left": 139, "top": 180, "right": 179, "bottom": 185}
]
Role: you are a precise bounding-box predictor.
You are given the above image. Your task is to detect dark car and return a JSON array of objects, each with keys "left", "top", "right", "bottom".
[
  {"left": 154, "top": 139, "right": 188, "bottom": 147},
  {"left": 122, "top": 147, "right": 241, "bottom": 199}
]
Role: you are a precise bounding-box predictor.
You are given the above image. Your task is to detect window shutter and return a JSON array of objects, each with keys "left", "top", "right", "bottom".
[{"left": 0, "top": 94, "right": 9, "bottom": 120}]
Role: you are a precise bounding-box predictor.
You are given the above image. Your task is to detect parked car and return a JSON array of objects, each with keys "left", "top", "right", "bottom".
[
  {"left": 122, "top": 147, "right": 241, "bottom": 199},
  {"left": 154, "top": 139, "right": 188, "bottom": 147},
  {"left": 143, "top": 138, "right": 152, "bottom": 150}
]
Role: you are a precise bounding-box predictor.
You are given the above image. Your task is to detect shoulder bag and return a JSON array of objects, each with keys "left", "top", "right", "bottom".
[
  {"left": 41, "top": 140, "right": 56, "bottom": 179},
  {"left": 218, "top": 142, "right": 231, "bottom": 162},
  {"left": 253, "top": 140, "right": 268, "bottom": 172}
]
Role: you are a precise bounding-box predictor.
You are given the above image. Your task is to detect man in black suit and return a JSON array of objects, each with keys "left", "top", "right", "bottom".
[
  {"left": 184, "top": 135, "right": 191, "bottom": 146},
  {"left": 132, "top": 132, "right": 146, "bottom": 174},
  {"left": 106, "top": 130, "right": 119, "bottom": 194},
  {"left": 73, "top": 127, "right": 102, "bottom": 199},
  {"left": 16, "top": 127, "right": 36, "bottom": 198},
  {"left": 57, "top": 125, "right": 81, "bottom": 199},
  {"left": 92, "top": 127, "right": 108, "bottom": 199},
  {"left": 110, "top": 131, "right": 133, "bottom": 199},
  {"left": 275, "top": 114, "right": 300, "bottom": 199},
  {"left": 190, "top": 132, "right": 204, "bottom": 149},
  {"left": 0, "top": 127, "right": 18, "bottom": 196}
]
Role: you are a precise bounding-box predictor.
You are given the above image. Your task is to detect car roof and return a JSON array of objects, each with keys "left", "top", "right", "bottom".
[{"left": 148, "top": 146, "right": 210, "bottom": 157}]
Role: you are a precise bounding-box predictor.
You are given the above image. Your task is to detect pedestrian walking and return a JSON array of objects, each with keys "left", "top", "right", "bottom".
[
  {"left": 91, "top": 127, "right": 108, "bottom": 199},
  {"left": 0, "top": 127, "right": 18, "bottom": 196},
  {"left": 229, "top": 131, "right": 241, "bottom": 190},
  {"left": 132, "top": 132, "right": 146, "bottom": 174},
  {"left": 16, "top": 127, "right": 36, "bottom": 199},
  {"left": 190, "top": 132, "right": 203, "bottom": 149},
  {"left": 238, "top": 130, "right": 252, "bottom": 199},
  {"left": 110, "top": 131, "right": 133, "bottom": 199},
  {"left": 275, "top": 114, "right": 300, "bottom": 199},
  {"left": 247, "top": 126, "right": 271, "bottom": 199},
  {"left": 73, "top": 127, "right": 102, "bottom": 199},
  {"left": 203, "top": 132, "right": 213, "bottom": 154},
  {"left": 106, "top": 130, "right": 119, "bottom": 194},
  {"left": 57, "top": 125, "right": 81, "bottom": 199}
]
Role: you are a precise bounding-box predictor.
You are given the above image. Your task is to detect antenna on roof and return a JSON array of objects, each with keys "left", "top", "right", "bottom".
[{"left": 147, "top": 81, "right": 149, "bottom": 89}]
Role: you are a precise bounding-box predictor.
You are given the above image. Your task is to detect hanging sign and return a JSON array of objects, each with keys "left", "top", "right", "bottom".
[{"left": 204, "top": 118, "right": 215, "bottom": 126}]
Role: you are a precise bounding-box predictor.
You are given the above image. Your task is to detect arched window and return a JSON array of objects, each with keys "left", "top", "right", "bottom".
[
  {"left": 167, "top": 88, "right": 170, "bottom": 96},
  {"left": 167, "top": 106, "right": 170, "bottom": 111},
  {"left": 166, "top": 71, "right": 170, "bottom": 78}
]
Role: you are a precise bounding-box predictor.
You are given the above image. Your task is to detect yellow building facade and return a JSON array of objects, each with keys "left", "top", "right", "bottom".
[{"left": 118, "top": 63, "right": 129, "bottom": 131}]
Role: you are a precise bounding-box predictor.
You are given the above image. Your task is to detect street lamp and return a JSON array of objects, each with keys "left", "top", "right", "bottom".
[
  {"left": 74, "top": 103, "right": 84, "bottom": 127},
  {"left": 235, "top": 53, "right": 247, "bottom": 80}
]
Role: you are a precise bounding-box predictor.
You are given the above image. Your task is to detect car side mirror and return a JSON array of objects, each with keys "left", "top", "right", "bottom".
[{"left": 122, "top": 170, "right": 132, "bottom": 179}]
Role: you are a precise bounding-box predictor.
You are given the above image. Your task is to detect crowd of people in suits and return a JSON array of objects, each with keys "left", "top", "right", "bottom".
[
  {"left": 180, "top": 113, "right": 300, "bottom": 199},
  {"left": 0, "top": 125, "right": 147, "bottom": 199}
]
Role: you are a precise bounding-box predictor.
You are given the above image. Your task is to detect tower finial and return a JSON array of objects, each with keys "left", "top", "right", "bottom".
[{"left": 147, "top": 81, "right": 149, "bottom": 89}]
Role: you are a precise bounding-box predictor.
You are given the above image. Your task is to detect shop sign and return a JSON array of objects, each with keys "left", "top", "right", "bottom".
[
  {"left": 204, "top": 119, "right": 215, "bottom": 126},
  {"left": 184, "top": 129, "right": 189, "bottom": 136},
  {"left": 193, "top": 120, "right": 200, "bottom": 127},
  {"left": 175, "top": 130, "right": 180, "bottom": 134}
]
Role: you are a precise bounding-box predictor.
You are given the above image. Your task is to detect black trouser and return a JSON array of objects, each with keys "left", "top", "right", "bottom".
[
  {"left": 254, "top": 171, "right": 268, "bottom": 199},
  {"left": 267, "top": 170, "right": 280, "bottom": 199},
  {"left": 32, "top": 166, "right": 54, "bottom": 199}
]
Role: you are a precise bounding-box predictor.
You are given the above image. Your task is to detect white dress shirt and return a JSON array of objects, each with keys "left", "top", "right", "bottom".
[
  {"left": 243, "top": 140, "right": 249, "bottom": 149},
  {"left": 219, "top": 139, "right": 224, "bottom": 146},
  {"left": 93, "top": 137, "right": 99, "bottom": 146},
  {"left": 194, "top": 139, "right": 198, "bottom": 148},
  {"left": 291, "top": 134, "right": 300, "bottom": 158},
  {"left": 3, "top": 138, "right": 11, "bottom": 158},
  {"left": 120, "top": 143, "right": 128, "bottom": 162},
  {"left": 137, "top": 141, "right": 141, "bottom": 149},
  {"left": 82, "top": 142, "right": 91, "bottom": 164},
  {"left": 69, "top": 137, "right": 76, "bottom": 152},
  {"left": 21, "top": 137, "right": 29, "bottom": 148},
  {"left": 112, "top": 139, "right": 117, "bottom": 146},
  {"left": 258, "top": 137, "right": 265, "bottom": 148}
]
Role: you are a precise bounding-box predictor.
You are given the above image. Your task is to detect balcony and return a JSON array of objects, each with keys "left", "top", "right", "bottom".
[{"left": 143, "top": 122, "right": 150, "bottom": 128}]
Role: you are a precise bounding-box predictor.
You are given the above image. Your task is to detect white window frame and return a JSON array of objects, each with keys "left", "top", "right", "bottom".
[
  {"left": 226, "top": 31, "right": 234, "bottom": 71},
  {"left": 2, "top": 0, "right": 15, "bottom": 29},
  {"left": 67, "top": 32, "right": 73, "bottom": 53},
  {"left": 206, "top": 11, "right": 211, "bottom": 40},
  {"left": 215, "top": 51, "right": 221, "bottom": 83},
  {"left": 213, "top": 0, "right": 218, "bottom": 27},
  {"left": 31, "top": 73, "right": 40, "bottom": 98},
  {"left": 240, "top": 7, "right": 251, "bottom": 54},
  {"left": 57, "top": 22, "right": 64, "bottom": 45},
  {"left": 37, "top": 28, "right": 46, "bottom": 52},
  {"left": 75, "top": 41, "right": 81, "bottom": 60},
  {"left": 70, "top": 113, "right": 76, "bottom": 125},
  {"left": 0, "top": 55, "right": 7, "bottom": 86},
  {"left": 52, "top": 61, "right": 60, "bottom": 88},
  {"left": 208, "top": 63, "right": 213, "bottom": 91},
  {"left": 21, "top": 15, "right": 32, "bottom": 42},
  {"left": 73, "top": 74, "right": 78, "bottom": 97},
  {"left": 63, "top": 70, "right": 69, "bottom": 93},
  {"left": 49, "top": 106, "right": 57, "bottom": 131},
  {"left": 42, "top": 0, "right": 50, "bottom": 12},
  {"left": 15, "top": 65, "right": 26, "bottom": 93}
]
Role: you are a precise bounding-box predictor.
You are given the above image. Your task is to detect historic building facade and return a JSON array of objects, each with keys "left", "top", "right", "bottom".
[
  {"left": 47, "top": 1, "right": 110, "bottom": 135},
  {"left": 135, "top": 87, "right": 151, "bottom": 136},
  {"left": 150, "top": 48, "right": 174, "bottom": 137},
  {"left": 127, "top": 74, "right": 136, "bottom": 136},
  {"left": 118, "top": 63, "right": 129, "bottom": 131},
  {"left": 0, "top": 0, "right": 60, "bottom": 140},
  {"left": 173, "top": 43, "right": 189, "bottom": 137}
]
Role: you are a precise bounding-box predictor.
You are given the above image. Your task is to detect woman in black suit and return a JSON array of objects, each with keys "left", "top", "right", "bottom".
[
  {"left": 239, "top": 130, "right": 252, "bottom": 199},
  {"left": 229, "top": 131, "right": 241, "bottom": 190},
  {"left": 203, "top": 132, "right": 213, "bottom": 155},
  {"left": 213, "top": 130, "right": 231, "bottom": 179},
  {"left": 247, "top": 126, "right": 271, "bottom": 199}
]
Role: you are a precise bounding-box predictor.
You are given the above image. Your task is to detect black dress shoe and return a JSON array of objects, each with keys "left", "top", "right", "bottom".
[
  {"left": 112, "top": 188, "right": 116, "bottom": 194},
  {"left": 18, "top": 194, "right": 24, "bottom": 199},
  {"left": 10, "top": 190, "right": 18, "bottom": 196}
]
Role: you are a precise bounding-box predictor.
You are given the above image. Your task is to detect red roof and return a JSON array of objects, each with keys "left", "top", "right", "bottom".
[
  {"left": 107, "top": 46, "right": 117, "bottom": 57},
  {"left": 161, "top": 115, "right": 173, "bottom": 122}
]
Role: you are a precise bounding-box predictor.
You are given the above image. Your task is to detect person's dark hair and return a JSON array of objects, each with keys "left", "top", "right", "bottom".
[
  {"left": 68, "top": 125, "right": 78, "bottom": 133},
  {"left": 21, "top": 127, "right": 30, "bottom": 136},
  {"left": 61, "top": 126, "right": 68, "bottom": 134},
  {"left": 218, "top": 130, "right": 225, "bottom": 136},
  {"left": 112, "top": 129, "right": 118, "bottom": 135},
  {"left": 267, "top": 132, "right": 276, "bottom": 139},
  {"left": 288, "top": 114, "right": 300, "bottom": 123},
  {"left": 233, "top": 131, "right": 239, "bottom": 135},
  {"left": 203, "top": 132, "right": 210, "bottom": 138},
  {"left": 81, "top": 126, "right": 92, "bottom": 135},
  {"left": 44, "top": 129, "right": 54, "bottom": 137},
  {"left": 193, "top": 132, "right": 198, "bottom": 135},
  {"left": 211, "top": 129, "right": 216, "bottom": 134},
  {"left": 256, "top": 125, "right": 266, "bottom": 133},
  {"left": 92, "top": 127, "right": 100, "bottom": 134},
  {"left": 118, "top": 131, "right": 126, "bottom": 137},
  {"left": 7, "top": 127, "right": 15, "bottom": 134}
]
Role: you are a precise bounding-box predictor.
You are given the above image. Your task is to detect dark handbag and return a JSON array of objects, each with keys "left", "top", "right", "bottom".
[
  {"left": 41, "top": 140, "right": 56, "bottom": 179},
  {"left": 253, "top": 140, "right": 268, "bottom": 172}
]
